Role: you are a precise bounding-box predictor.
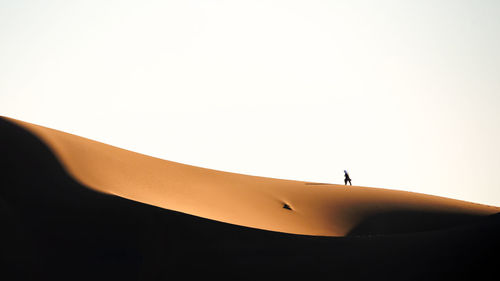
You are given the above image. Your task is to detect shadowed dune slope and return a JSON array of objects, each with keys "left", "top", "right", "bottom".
[
  {"left": 2, "top": 116, "right": 499, "bottom": 237},
  {"left": 1, "top": 116, "right": 500, "bottom": 280}
]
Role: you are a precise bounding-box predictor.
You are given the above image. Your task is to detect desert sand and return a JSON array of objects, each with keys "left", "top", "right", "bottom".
[
  {"left": 3, "top": 116, "right": 498, "bottom": 236},
  {"left": 2, "top": 116, "right": 500, "bottom": 280}
]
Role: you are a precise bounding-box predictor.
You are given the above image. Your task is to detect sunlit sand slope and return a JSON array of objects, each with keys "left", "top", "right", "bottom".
[{"left": 4, "top": 116, "right": 498, "bottom": 236}]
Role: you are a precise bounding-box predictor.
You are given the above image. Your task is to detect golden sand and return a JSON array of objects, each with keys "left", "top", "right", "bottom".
[{"left": 5, "top": 117, "right": 499, "bottom": 236}]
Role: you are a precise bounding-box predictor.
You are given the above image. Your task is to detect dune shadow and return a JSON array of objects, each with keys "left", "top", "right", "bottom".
[{"left": 347, "top": 210, "right": 485, "bottom": 236}]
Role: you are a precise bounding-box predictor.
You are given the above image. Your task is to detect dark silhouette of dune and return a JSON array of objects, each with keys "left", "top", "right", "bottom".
[
  {"left": 1, "top": 117, "right": 499, "bottom": 280},
  {"left": 347, "top": 210, "right": 482, "bottom": 236}
]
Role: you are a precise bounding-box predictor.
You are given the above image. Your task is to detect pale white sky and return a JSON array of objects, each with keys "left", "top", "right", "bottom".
[{"left": 1, "top": 0, "right": 499, "bottom": 206}]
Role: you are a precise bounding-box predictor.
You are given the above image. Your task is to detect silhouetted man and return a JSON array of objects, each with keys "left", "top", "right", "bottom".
[{"left": 344, "top": 170, "right": 352, "bottom": 186}]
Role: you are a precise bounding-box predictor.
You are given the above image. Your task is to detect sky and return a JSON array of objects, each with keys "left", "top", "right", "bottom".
[{"left": 1, "top": 0, "right": 499, "bottom": 206}]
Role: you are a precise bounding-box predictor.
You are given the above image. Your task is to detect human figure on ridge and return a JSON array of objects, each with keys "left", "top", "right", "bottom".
[{"left": 344, "top": 170, "right": 352, "bottom": 186}]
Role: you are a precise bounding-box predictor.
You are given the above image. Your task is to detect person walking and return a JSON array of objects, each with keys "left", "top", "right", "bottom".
[{"left": 344, "top": 170, "right": 352, "bottom": 186}]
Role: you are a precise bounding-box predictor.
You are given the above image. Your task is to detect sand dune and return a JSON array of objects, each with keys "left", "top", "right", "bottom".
[
  {"left": 3, "top": 116, "right": 498, "bottom": 236},
  {"left": 2, "top": 116, "right": 500, "bottom": 280}
]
